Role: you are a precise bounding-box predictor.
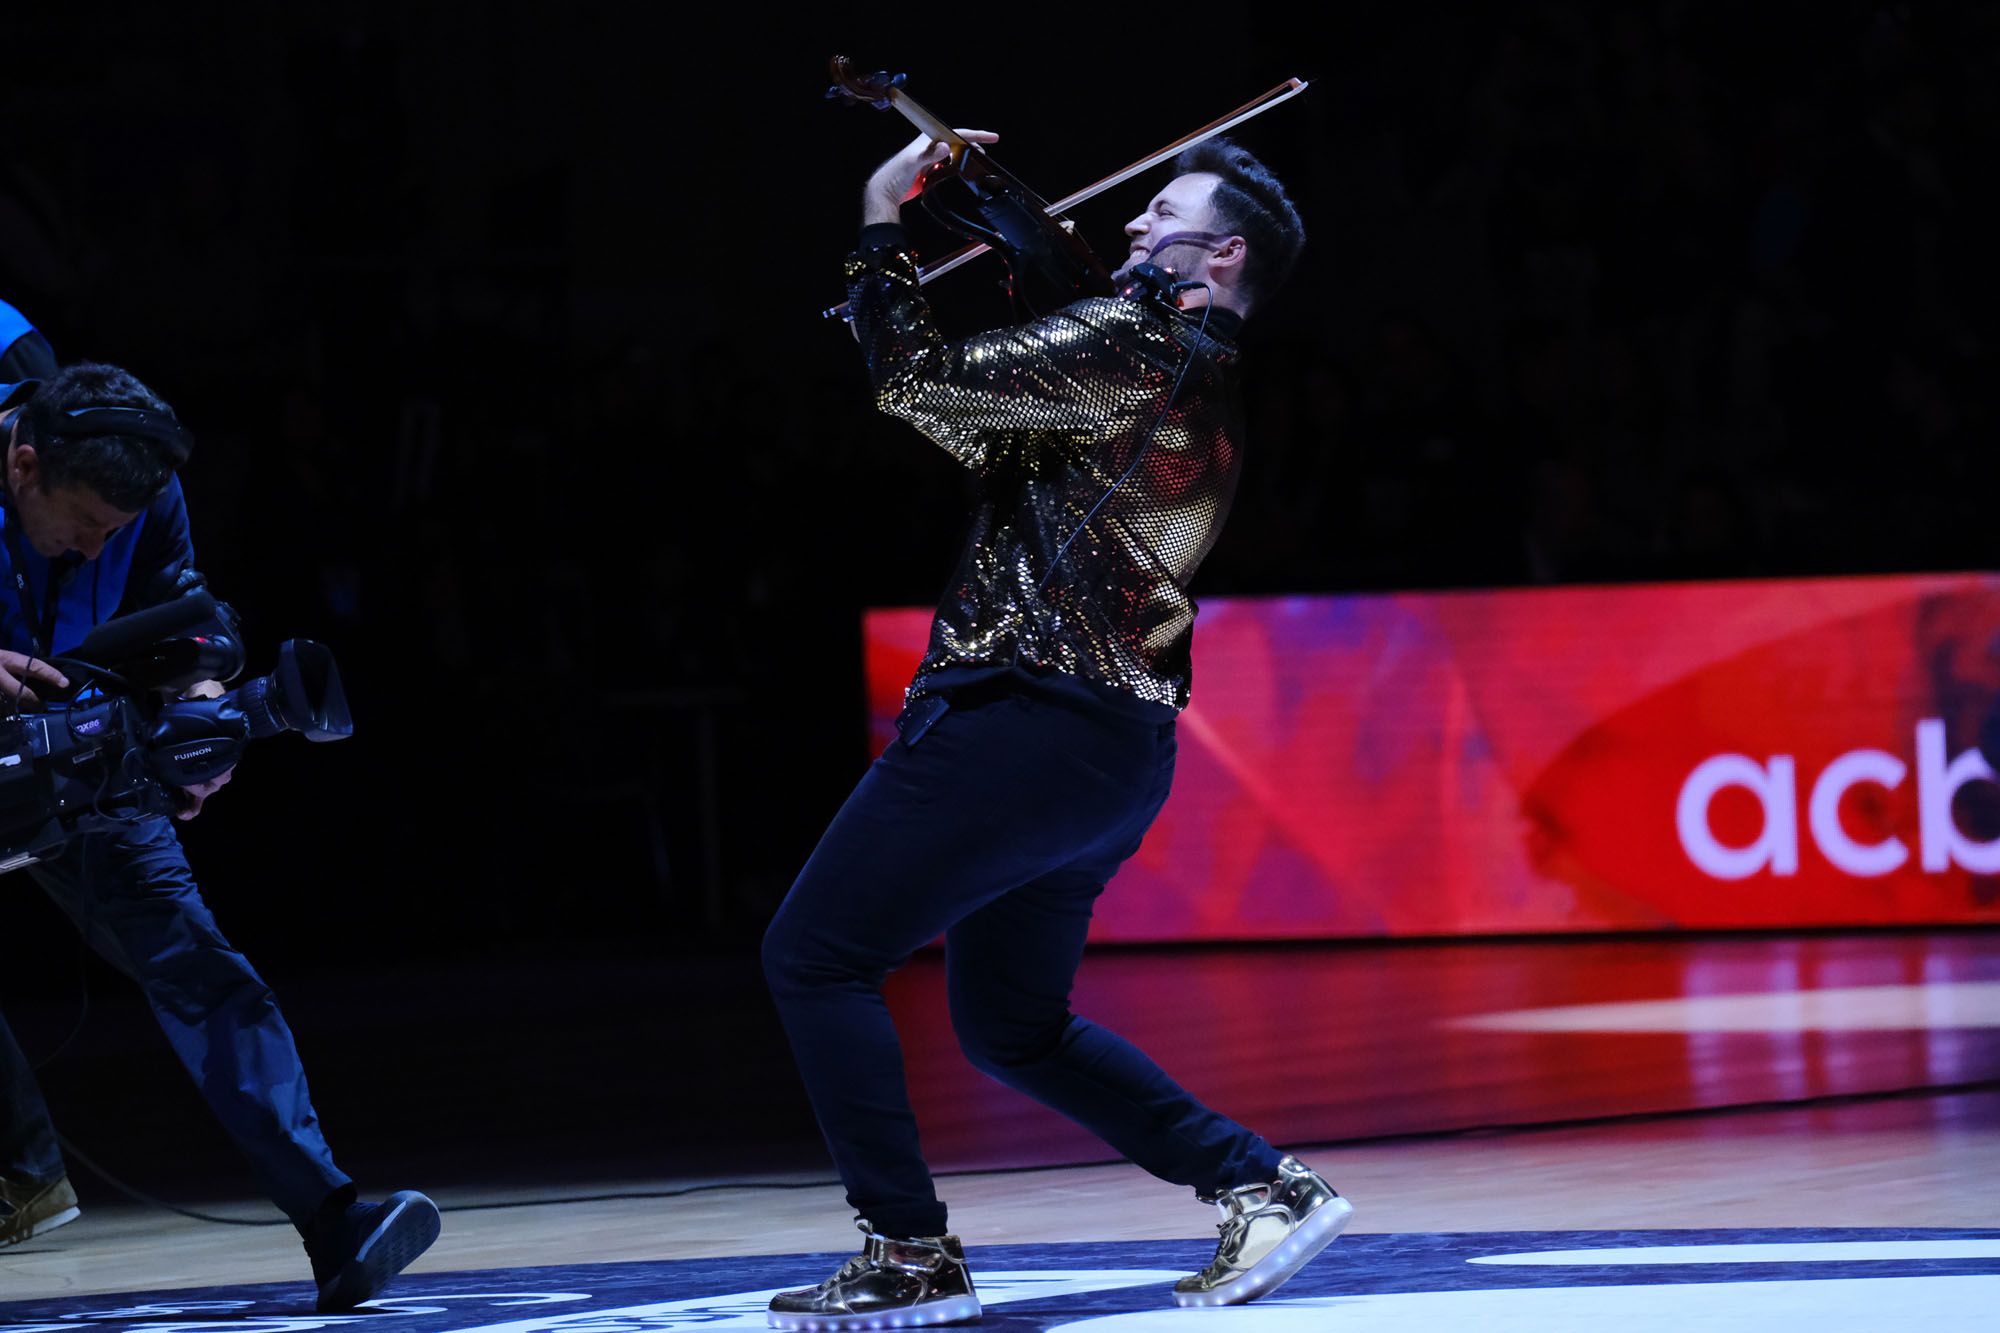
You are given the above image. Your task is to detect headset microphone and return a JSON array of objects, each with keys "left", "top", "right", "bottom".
[
  {"left": 1119, "top": 228, "right": 1226, "bottom": 307},
  {"left": 1119, "top": 262, "right": 1204, "bottom": 307}
]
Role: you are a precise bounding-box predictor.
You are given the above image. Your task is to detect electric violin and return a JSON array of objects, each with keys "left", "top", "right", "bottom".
[{"left": 823, "top": 59, "right": 1307, "bottom": 321}]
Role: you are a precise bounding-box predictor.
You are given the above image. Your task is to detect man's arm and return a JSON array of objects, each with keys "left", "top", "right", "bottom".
[
  {"left": 845, "top": 133, "right": 1179, "bottom": 473},
  {"left": 0, "top": 330, "right": 55, "bottom": 385},
  {"left": 119, "top": 476, "right": 197, "bottom": 613},
  {"left": 0, "top": 298, "right": 55, "bottom": 384},
  {"left": 115, "top": 476, "right": 232, "bottom": 819}
]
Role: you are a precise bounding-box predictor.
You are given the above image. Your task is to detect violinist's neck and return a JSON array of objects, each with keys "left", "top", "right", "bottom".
[{"left": 1177, "top": 279, "right": 1247, "bottom": 322}]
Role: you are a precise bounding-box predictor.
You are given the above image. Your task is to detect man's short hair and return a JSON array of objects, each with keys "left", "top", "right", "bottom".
[
  {"left": 1174, "top": 137, "right": 1305, "bottom": 310},
  {"left": 14, "top": 363, "right": 183, "bottom": 511}
]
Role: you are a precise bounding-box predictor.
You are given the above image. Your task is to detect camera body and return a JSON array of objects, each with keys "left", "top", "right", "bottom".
[{"left": 0, "top": 588, "right": 351, "bottom": 874}]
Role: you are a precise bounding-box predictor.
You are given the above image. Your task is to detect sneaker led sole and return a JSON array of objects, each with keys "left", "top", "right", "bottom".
[{"left": 766, "top": 1294, "right": 982, "bottom": 1330}]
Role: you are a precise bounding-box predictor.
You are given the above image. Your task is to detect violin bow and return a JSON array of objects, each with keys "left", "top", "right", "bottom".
[{"left": 823, "top": 76, "right": 1310, "bottom": 321}]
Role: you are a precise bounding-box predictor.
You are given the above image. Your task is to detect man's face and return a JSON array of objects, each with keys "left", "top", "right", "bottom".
[
  {"left": 1116, "top": 172, "right": 1225, "bottom": 281},
  {"left": 5, "top": 441, "right": 140, "bottom": 561}
]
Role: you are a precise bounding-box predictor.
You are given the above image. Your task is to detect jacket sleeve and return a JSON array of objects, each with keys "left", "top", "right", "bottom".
[
  {"left": 118, "top": 476, "right": 198, "bottom": 612},
  {"left": 844, "top": 227, "right": 1178, "bottom": 473},
  {"left": 0, "top": 298, "right": 56, "bottom": 383},
  {"left": 0, "top": 329, "right": 55, "bottom": 383}
]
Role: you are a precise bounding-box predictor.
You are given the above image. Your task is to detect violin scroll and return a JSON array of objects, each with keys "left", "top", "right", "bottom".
[
  {"left": 826, "top": 58, "right": 907, "bottom": 112},
  {"left": 829, "top": 56, "right": 1112, "bottom": 320}
]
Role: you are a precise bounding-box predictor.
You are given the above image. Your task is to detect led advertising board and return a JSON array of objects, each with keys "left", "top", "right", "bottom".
[{"left": 865, "top": 574, "right": 2000, "bottom": 939}]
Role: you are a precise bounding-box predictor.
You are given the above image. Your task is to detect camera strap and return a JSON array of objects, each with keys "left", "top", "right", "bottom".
[{"left": 1, "top": 503, "right": 64, "bottom": 658}]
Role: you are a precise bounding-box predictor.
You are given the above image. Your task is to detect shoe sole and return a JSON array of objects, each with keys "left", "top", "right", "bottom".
[
  {"left": 766, "top": 1294, "right": 982, "bottom": 1329},
  {"left": 1, "top": 1204, "right": 80, "bottom": 1246},
  {"left": 1172, "top": 1195, "right": 1355, "bottom": 1307},
  {"left": 316, "top": 1192, "right": 443, "bottom": 1313}
]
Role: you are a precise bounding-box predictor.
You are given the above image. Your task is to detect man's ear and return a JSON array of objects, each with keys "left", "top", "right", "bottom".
[
  {"left": 1210, "top": 235, "right": 1248, "bottom": 277},
  {"left": 8, "top": 437, "right": 37, "bottom": 484}
]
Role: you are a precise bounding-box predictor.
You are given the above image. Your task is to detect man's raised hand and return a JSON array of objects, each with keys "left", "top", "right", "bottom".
[{"left": 864, "top": 130, "right": 1000, "bottom": 226}]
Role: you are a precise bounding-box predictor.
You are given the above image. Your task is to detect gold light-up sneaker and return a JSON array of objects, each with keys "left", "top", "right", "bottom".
[
  {"left": 1173, "top": 1155, "right": 1352, "bottom": 1307},
  {"left": 767, "top": 1221, "right": 981, "bottom": 1330}
]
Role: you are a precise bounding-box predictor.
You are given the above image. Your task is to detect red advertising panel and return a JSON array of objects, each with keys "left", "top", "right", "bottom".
[{"left": 864, "top": 574, "right": 2000, "bottom": 940}]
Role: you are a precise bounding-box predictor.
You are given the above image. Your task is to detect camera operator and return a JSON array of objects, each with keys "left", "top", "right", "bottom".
[{"left": 0, "top": 361, "right": 439, "bottom": 1310}]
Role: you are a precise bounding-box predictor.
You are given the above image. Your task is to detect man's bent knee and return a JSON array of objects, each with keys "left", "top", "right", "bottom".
[
  {"left": 761, "top": 914, "right": 878, "bottom": 1000},
  {"left": 950, "top": 1004, "right": 1075, "bottom": 1080}
]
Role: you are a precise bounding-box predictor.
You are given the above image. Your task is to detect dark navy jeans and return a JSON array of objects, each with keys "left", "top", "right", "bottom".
[
  {"left": 0, "top": 814, "right": 350, "bottom": 1228},
  {"left": 762, "top": 679, "right": 1281, "bottom": 1238}
]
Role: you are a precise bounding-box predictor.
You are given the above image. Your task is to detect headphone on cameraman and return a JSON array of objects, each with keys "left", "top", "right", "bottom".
[
  {"left": 56, "top": 404, "right": 195, "bottom": 468},
  {"left": 2, "top": 394, "right": 196, "bottom": 481}
]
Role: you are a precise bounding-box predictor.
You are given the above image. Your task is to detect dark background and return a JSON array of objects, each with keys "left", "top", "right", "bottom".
[{"left": 2, "top": 1, "right": 1996, "bottom": 1198}]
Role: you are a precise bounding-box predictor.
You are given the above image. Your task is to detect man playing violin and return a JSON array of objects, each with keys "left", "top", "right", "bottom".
[{"left": 762, "top": 130, "right": 1337, "bottom": 1330}]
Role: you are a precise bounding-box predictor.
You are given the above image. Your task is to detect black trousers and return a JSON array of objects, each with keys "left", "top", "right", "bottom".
[
  {"left": 762, "top": 678, "right": 1281, "bottom": 1238},
  {"left": 1, "top": 814, "right": 349, "bottom": 1227}
]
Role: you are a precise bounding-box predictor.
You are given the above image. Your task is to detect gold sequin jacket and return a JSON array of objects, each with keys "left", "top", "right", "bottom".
[{"left": 846, "top": 230, "right": 1246, "bottom": 714}]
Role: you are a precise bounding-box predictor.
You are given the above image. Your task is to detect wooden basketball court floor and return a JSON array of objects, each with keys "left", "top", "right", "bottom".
[
  {"left": 4, "top": 1088, "right": 1995, "bottom": 1301},
  {"left": 3, "top": 929, "right": 1996, "bottom": 1304}
]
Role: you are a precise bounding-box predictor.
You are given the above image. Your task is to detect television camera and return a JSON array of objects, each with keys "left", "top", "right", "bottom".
[{"left": 0, "top": 586, "right": 351, "bottom": 874}]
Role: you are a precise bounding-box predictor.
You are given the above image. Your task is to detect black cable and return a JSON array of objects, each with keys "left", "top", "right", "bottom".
[
  {"left": 56, "top": 1131, "right": 291, "bottom": 1227},
  {"left": 6, "top": 647, "right": 48, "bottom": 716},
  {"left": 443, "top": 1178, "right": 846, "bottom": 1213},
  {"left": 48, "top": 655, "right": 140, "bottom": 694}
]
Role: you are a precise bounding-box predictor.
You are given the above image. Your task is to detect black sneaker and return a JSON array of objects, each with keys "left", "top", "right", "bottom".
[
  {"left": 0, "top": 1174, "right": 80, "bottom": 1247},
  {"left": 303, "top": 1190, "right": 442, "bottom": 1312},
  {"left": 768, "top": 1221, "right": 981, "bottom": 1330}
]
